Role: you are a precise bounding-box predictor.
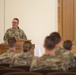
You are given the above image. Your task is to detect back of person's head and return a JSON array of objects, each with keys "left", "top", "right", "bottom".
[
  {"left": 63, "top": 40, "right": 72, "bottom": 51},
  {"left": 23, "top": 41, "right": 32, "bottom": 52},
  {"left": 8, "top": 37, "right": 16, "bottom": 48},
  {"left": 50, "top": 32, "right": 61, "bottom": 44},
  {"left": 44, "top": 35, "right": 56, "bottom": 50}
]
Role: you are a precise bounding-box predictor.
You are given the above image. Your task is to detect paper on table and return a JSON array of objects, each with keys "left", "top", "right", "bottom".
[{"left": 34, "top": 45, "right": 42, "bottom": 57}]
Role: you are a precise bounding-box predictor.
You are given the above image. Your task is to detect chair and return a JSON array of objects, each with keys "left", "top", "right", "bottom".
[
  {"left": 0, "top": 63, "right": 10, "bottom": 67},
  {"left": 32, "top": 70, "right": 63, "bottom": 75},
  {"left": 11, "top": 65, "right": 30, "bottom": 71},
  {"left": 68, "top": 69, "right": 76, "bottom": 72},
  {"left": 3, "top": 72, "right": 43, "bottom": 75},
  {"left": 47, "top": 72, "right": 76, "bottom": 75},
  {"left": 0, "top": 66, "right": 8, "bottom": 68},
  {"left": 0, "top": 68, "right": 25, "bottom": 75}
]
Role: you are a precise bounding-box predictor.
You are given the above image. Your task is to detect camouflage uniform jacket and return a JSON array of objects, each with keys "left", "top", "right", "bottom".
[
  {"left": 4, "top": 28, "right": 27, "bottom": 42},
  {"left": 10, "top": 52, "right": 33, "bottom": 67},
  {"left": 55, "top": 47, "right": 76, "bottom": 69},
  {"left": 0, "top": 50, "right": 16, "bottom": 63},
  {"left": 30, "top": 54, "right": 69, "bottom": 71}
]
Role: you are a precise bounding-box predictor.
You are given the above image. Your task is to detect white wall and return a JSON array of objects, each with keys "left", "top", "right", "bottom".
[
  {"left": 0, "top": 0, "right": 58, "bottom": 54},
  {"left": 0, "top": 0, "right": 5, "bottom": 43}
]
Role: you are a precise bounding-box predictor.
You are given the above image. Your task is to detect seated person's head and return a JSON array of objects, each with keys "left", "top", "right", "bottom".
[
  {"left": 23, "top": 41, "right": 32, "bottom": 52},
  {"left": 50, "top": 32, "right": 62, "bottom": 47},
  {"left": 44, "top": 35, "right": 56, "bottom": 54},
  {"left": 63, "top": 40, "right": 72, "bottom": 51},
  {"left": 8, "top": 37, "right": 16, "bottom": 48}
]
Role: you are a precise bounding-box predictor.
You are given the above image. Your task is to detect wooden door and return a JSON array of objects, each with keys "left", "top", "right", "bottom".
[{"left": 58, "top": 0, "right": 76, "bottom": 54}]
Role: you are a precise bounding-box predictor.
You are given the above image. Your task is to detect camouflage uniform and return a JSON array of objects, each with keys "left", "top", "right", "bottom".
[
  {"left": 10, "top": 52, "right": 33, "bottom": 67},
  {"left": 0, "top": 50, "right": 16, "bottom": 64},
  {"left": 55, "top": 47, "right": 76, "bottom": 69},
  {"left": 30, "top": 54, "right": 68, "bottom": 71},
  {"left": 4, "top": 28, "right": 27, "bottom": 42}
]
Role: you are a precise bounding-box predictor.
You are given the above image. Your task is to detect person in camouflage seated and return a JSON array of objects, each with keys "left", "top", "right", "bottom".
[
  {"left": 50, "top": 32, "right": 66, "bottom": 56},
  {"left": 63, "top": 40, "right": 72, "bottom": 51},
  {"left": 10, "top": 41, "right": 33, "bottom": 67},
  {"left": 0, "top": 37, "right": 16, "bottom": 63},
  {"left": 63, "top": 40, "right": 76, "bottom": 69},
  {"left": 50, "top": 32, "right": 76, "bottom": 69},
  {"left": 4, "top": 18, "right": 27, "bottom": 42},
  {"left": 30, "top": 35, "right": 68, "bottom": 71}
]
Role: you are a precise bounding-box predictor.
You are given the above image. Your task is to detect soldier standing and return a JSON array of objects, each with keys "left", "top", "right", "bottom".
[{"left": 4, "top": 18, "right": 27, "bottom": 42}]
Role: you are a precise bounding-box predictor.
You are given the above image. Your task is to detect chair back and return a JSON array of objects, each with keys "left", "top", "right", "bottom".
[
  {"left": 47, "top": 72, "right": 76, "bottom": 75},
  {"left": 0, "top": 68, "right": 25, "bottom": 75},
  {"left": 11, "top": 65, "right": 30, "bottom": 71},
  {"left": 32, "top": 70, "right": 62, "bottom": 75},
  {"left": 0, "top": 63, "right": 10, "bottom": 67},
  {"left": 3, "top": 72, "right": 43, "bottom": 75},
  {"left": 0, "top": 66, "right": 8, "bottom": 69}
]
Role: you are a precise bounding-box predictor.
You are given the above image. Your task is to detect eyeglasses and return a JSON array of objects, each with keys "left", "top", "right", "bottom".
[{"left": 12, "top": 22, "right": 18, "bottom": 24}]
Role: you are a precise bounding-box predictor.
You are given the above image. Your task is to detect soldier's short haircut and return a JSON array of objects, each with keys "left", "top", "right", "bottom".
[
  {"left": 63, "top": 40, "right": 72, "bottom": 51},
  {"left": 44, "top": 35, "right": 56, "bottom": 50},
  {"left": 23, "top": 41, "right": 32, "bottom": 52},
  {"left": 8, "top": 37, "right": 16, "bottom": 48},
  {"left": 50, "top": 32, "right": 61, "bottom": 44},
  {"left": 13, "top": 18, "right": 19, "bottom": 23}
]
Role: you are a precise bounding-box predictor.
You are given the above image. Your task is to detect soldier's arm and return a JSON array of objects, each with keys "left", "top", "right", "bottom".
[
  {"left": 69, "top": 53, "right": 76, "bottom": 69},
  {"left": 3, "top": 30, "right": 9, "bottom": 42},
  {"left": 0, "top": 56, "right": 11, "bottom": 63},
  {"left": 22, "top": 30, "right": 27, "bottom": 40},
  {"left": 30, "top": 57, "right": 39, "bottom": 71}
]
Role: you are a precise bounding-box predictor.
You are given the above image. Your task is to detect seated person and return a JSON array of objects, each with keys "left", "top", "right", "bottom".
[
  {"left": 10, "top": 41, "right": 33, "bottom": 67},
  {"left": 50, "top": 32, "right": 67, "bottom": 55},
  {"left": 0, "top": 37, "right": 16, "bottom": 63},
  {"left": 63, "top": 40, "right": 72, "bottom": 50},
  {"left": 63, "top": 40, "right": 76, "bottom": 68},
  {"left": 30, "top": 35, "right": 68, "bottom": 71},
  {"left": 50, "top": 32, "right": 76, "bottom": 69}
]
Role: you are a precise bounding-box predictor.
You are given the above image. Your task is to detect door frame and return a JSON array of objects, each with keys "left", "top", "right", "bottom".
[{"left": 58, "top": 0, "right": 63, "bottom": 37}]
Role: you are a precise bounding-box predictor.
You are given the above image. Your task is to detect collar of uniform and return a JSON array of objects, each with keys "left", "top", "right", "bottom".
[
  {"left": 55, "top": 47, "right": 63, "bottom": 50},
  {"left": 63, "top": 51, "right": 70, "bottom": 55},
  {"left": 23, "top": 52, "right": 30, "bottom": 55},
  {"left": 21, "top": 52, "right": 31, "bottom": 57},
  {"left": 43, "top": 54, "right": 55, "bottom": 58},
  {"left": 7, "top": 50, "right": 15, "bottom": 53},
  {"left": 55, "top": 47, "right": 66, "bottom": 53},
  {"left": 10, "top": 28, "right": 18, "bottom": 30}
]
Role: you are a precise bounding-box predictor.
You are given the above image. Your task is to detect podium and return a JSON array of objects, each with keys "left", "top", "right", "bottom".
[{"left": 0, "top": 40, "right": 34, "bottom": 55}]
